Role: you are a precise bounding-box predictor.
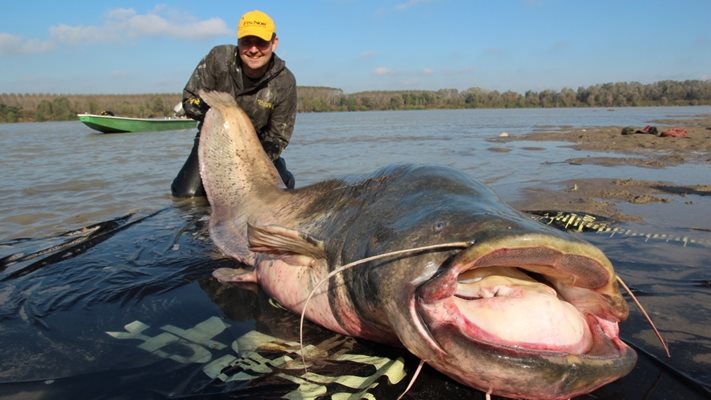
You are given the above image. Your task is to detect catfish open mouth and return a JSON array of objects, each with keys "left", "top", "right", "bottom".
[{"left": 416, "top": 234, "right": 632, "bottom": 358}]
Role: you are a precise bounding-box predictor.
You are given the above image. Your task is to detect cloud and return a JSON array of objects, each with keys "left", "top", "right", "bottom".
[
  {"left": 0, "top": 33, "right": 53, "bottom": 55},
  {"left": 2, "top": 6, "right": 231, "bottom": 54},
  {"left": 51, "top": 7, "right": 231, "bottom": 45},
  {"left": 112, "top": 7, "right": 230, "bottom": 39},
  {"left": 373, "top": 67, "right": 395, "bottom": 76},
  {"left": 49, "top": 25, "right": 105, "bottom": 45}
]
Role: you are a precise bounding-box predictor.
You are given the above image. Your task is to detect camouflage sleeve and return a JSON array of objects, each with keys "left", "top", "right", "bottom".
[
  {"left": 182, "top": 49, "right": 220, "bottom": 121},
  {"left": 261, "top": 76, "right": 297, "bottom": 160}
]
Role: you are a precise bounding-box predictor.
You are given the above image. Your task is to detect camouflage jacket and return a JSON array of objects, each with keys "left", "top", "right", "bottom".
[{"left": 182, "top": 45, "right": 297, "bottom": 160}]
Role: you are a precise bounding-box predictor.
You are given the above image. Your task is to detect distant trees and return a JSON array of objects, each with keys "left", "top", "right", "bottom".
[
  {"left": 1, "top": 79, "right": 710, "bottom": 123},
  {"left": 296, "top": 86, "right": 344, "bottom": 112},
  {"left": 0, "top": 103, "right": 21, "bottom": 123},
  {"left": 0, "top": 93, "right": 182, "bottom": 123},
  {"left": 34, "top": 97, "right": 74, "bottom": 121},
  {"left": 342, "top": 80, "right": 711, "bottom": 111}
]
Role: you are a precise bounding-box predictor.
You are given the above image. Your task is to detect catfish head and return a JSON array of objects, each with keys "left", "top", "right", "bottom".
[{"left": 337, "top": 167, "right": 637, "bottom": 399}]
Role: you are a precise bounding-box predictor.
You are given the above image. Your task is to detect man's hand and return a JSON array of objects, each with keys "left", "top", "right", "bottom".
[{"left": 183, "top": 96, "right": 210, "bottom": 121}]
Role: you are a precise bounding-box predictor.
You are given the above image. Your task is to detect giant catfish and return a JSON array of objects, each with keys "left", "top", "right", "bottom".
[{"left": 196, "top": 91, "right": 637, "bottom": 399}]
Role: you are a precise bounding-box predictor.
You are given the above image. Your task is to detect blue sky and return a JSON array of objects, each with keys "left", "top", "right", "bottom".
[{"left": 2, "top": 0, "right": 710, "bottom": 94}]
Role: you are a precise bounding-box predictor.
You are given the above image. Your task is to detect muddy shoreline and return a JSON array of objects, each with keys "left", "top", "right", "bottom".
[{"left": 494, "top": 113, "right": 711, "bottom": 221}]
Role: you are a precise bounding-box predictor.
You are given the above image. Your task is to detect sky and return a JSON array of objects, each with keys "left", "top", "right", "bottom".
[{"left": 1, "top": 0, "right": 710, "bottom": 95}]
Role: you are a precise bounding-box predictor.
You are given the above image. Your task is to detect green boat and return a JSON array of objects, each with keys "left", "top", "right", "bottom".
[{"left": 78, "top": 113, "right": 198, "bottom": 133}]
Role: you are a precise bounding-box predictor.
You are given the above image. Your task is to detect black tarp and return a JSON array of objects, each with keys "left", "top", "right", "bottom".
[{"left": 1, "top": 205, "right": 708, "bottom": 399}]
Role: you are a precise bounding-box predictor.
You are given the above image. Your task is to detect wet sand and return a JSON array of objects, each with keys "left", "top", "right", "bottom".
[{"left": 495, "top": 113, "right": 711, "bottom": 221}]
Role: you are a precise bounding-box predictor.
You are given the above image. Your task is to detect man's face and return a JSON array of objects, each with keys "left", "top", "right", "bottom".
[{"left": 238, "top": 35, "right": 278, "bottom": 76}]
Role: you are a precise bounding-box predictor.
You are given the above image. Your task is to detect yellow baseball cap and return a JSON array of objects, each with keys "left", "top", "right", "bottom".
[{"left": 237, "top": 10, "right": 276, "bottom": 41}]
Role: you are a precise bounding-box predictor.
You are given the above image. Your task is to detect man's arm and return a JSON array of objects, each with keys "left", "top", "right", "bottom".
[
  {"left": 182, "top": 48, "right": 224, "bottom": 121},
  {"left": 260, "top": 77, "right": 297, "bottom": 160}
]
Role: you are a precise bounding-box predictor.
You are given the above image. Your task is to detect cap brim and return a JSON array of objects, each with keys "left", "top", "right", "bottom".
[{"left": 237, "top": 27, "right": 273, "bottom": 41}]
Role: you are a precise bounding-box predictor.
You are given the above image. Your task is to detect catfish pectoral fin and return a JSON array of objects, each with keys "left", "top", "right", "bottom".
[
  {"left": 213, "top": 267, "right": 257, "bottom": 283},
  {"left": 247, "top": 223, "right": 326, "bottom": 259}
]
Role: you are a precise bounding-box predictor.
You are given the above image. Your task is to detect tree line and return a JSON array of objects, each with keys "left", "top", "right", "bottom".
[
  {"left": 1, "top": 79, "right": 710, "bottom": 123},
  {"left": 297, "top": 80, "right": 711, "bottom": 112},
  {"left": 0, "top": 93, "right": 182, "bottom": 123}
]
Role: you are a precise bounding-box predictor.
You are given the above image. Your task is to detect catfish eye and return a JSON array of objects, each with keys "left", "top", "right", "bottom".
[{"left": 432, "top": 220, "right": 448, "bottom": 233}]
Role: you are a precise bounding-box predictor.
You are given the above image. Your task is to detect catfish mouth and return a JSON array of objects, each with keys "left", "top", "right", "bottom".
[{"left": 416, "top": 234, "right": 633, "bottom": 360}]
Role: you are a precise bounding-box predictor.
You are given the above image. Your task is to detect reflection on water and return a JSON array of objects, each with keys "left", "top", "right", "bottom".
[{"left": 1, "top": 107, "right": 710, "bottom": 398}]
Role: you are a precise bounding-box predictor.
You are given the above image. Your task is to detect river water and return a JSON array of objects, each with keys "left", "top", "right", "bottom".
[{"left": 1, "top": 106, "right": 710, "bottom": 399}]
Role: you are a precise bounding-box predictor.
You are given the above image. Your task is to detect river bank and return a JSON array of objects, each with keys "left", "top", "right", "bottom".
[{"left": 496, "top": 113, "right": 711, "bottom": 221}]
